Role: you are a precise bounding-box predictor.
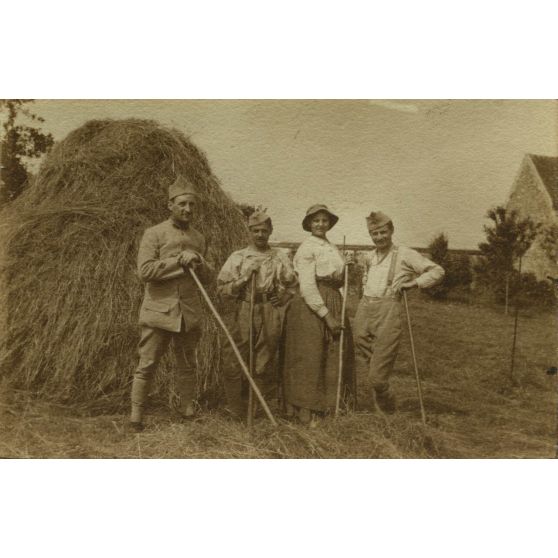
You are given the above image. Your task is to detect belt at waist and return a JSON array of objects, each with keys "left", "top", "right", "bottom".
[
  {"left": 362, "top": 293, "right": 401, "bottom": 302},
  {"left": 316, "top": 277, "right": 343, "bottom": 289},
  {"left": 240, "top": 291, "right": 275, "bottom": 304}
]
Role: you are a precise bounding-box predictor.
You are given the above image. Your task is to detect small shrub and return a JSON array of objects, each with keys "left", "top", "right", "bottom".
[{"left": 426, "top": 234, "right": 473, "bottom": 300}]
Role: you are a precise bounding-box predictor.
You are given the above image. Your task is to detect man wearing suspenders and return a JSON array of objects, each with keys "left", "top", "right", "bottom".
[{"left": 353, "top": 211, "right": 445, "bottom": 413}]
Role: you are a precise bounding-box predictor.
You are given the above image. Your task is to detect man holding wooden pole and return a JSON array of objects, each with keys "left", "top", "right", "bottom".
[
  {"left": 353, "top": 211, "right": 445, "bottom": 414},
  {"left": 216, "top": 209, "right": 297, "bottom": 421},
  {"left": 130, "top": 177, "right": 213, "bottom": 431}
]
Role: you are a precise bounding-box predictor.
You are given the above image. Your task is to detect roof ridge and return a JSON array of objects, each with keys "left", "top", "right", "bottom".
[{"left": 527, "top": 153, "right": 558, "bottom": 210}]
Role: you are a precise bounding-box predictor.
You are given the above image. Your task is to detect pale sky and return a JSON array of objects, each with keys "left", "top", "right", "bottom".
[{"left": 25, "top": 100, "right": 558, "bottom": 249}]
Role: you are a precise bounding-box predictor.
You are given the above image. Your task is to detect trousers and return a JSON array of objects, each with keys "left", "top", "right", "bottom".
[
  {"left": 222, "top": 301, "right": 284, "bottom": 400},
  {"left": 353, "top": 296, "right": 402, "bottom": 393}
]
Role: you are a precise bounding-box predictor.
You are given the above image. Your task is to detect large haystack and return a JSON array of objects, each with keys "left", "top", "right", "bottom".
[{"left": 0, "top": 119, "right": 248, "bottom": 406}]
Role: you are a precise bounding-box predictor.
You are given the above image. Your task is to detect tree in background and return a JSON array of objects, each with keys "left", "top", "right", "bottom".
[
  {"left": 474, "top": 206, "right": 538, "bottom": 306},
  {"left": 236, "top": 203, "right": 256, "bottom": 220},
  {"left": 540, "top": 223, "right": 558, "bottom": 264},
  {"left": 426, "top": 233, "right": 473, "bottom": 300},
  {"left": 426, "top": 233, "right": 450, "bottom": 299},
  {"left": 0, "top": 100, "right": 53, "bottom": 204}
]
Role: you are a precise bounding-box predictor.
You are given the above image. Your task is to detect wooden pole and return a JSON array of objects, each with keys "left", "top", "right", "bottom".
[
  {"left": 555, "top": 373, "right": 558, "bottom": 459},
  {"left": 351, "top": 250, "right": 358, "bottom": 411},
  {"left": 403, "top": 290, "right": 427, "bottom": 425},
  {"left": 247, "top": 272, "right": 256, "bottom": 427},
  {"left": 504, "top": 274, "right": 509, "bottom": 316},
  {"left": 545, "top": 278, "right": 558, "bottom": 458},
  {"left": 335, "top": 237, "right": 349, "bottom": 416},
  {"left": 509, "top": 256, "right": 522, "bottom": 383},
  {"left": 188, "top": 268, "right": 277, "bottom": 426}
]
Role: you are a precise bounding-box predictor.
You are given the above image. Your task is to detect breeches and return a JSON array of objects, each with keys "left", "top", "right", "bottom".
[
  {"left": 353, "top": 296, "right": 402, "bottom": 391},
  {"left": 135, "top": 323, "right": 201, "bottom": 399}
]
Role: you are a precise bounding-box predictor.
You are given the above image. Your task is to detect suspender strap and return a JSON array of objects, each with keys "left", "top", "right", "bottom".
[{"left": 386, "top": 247, "right": 399, "bottom": 287}]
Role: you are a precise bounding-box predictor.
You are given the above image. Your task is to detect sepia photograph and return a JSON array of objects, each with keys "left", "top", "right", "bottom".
[
  {"left": 1, "top": 99, "right": 556, "bottom": 459},
  {"left": 3, "top": 3, "right": 558, "bottom": 558}
]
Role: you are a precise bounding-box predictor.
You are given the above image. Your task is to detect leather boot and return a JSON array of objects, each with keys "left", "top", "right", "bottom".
[
  {"left": 223, "top": 378, "right": 245, "bottom": 420},
  {"left": 130, "top": 377, "right": 148, "bottom": 429},
  {"left": 375, "top": 387, "right": 396, "bottom": 414},
  {"left": 176, "top": 376, "right": 197, "bottom": 418}
]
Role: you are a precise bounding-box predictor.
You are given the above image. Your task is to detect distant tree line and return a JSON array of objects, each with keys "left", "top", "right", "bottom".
[{"left": 426, "top": 206, "right": 555, "bottom": 309}]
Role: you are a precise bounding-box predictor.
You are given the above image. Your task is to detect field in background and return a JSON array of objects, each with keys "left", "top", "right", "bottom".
[{"left": 0, "top": 293, "right": 556, "bottom": 458}]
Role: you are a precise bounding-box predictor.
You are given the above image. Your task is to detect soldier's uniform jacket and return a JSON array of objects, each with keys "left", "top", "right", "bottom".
[{"left": 137, "top": 218, "right": 212, "bottom": 332}]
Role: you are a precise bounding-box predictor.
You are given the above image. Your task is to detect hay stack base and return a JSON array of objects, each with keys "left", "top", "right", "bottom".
[{"left": 0, "top": 119, "right": 248, "bottom": 407}]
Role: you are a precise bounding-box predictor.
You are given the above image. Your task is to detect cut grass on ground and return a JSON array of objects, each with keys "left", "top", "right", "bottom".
[{"left": 0, "top": 295, "right": 556, "bottom": 458}]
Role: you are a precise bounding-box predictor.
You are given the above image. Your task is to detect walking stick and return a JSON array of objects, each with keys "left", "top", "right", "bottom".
[
  {"left": 247, "top": 271, "right": 256, "bottom": 427},
  {"left": 335, "top": 237, "right": 349, "bottom": 416},
  {"left": 403, "top": 289, "right": 427, "bottom": 425},
  {"left": 188, "top": 267, "right": 278, "bottom": 426}
]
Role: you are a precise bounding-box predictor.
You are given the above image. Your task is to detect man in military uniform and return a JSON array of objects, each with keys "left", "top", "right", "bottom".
[
  {"left": 353, "top": 211, "right": 445, "bottom": 413},
  {"left": 130, "top": 177, "right": 213, "bottom": 431},
  {"left": 217, "top": 209, "right": 296, "bottom": 420}
]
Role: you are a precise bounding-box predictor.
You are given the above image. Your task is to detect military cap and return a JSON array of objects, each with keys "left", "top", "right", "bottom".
[
  {"left": 169, "top": 176, "right": 198, "bottom": 200},
  {"left": 366, "top": 211, "right": 392, "bottom": 231},
  {"left": 302, "top": 204, "right": 339, "bottom": 232},
  {"left": 248, "top": 209, "right": 272, "bottom": 229}
]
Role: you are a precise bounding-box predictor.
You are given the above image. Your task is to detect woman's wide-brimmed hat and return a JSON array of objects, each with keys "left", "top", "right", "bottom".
[{"left": 302, "top": 204, "right": 339, "bottom": 232}]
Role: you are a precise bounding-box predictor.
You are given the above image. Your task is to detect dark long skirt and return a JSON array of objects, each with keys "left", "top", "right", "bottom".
[{"left": 281, "top": 284, "right": 355, "bottom": 413}]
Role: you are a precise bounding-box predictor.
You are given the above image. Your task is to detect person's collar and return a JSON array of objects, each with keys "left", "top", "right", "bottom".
[
  {"left": 170, "top": 217, "right": 190, "bottom": 231},
  {"left": 246, "top": 245, "right": 271, "bottom": 255},
  {"left": 308, "top": 234, "right": 328, "bottom": 245},
  {"left": 371, "top": 244, "right": 396, "bottom": 258}
]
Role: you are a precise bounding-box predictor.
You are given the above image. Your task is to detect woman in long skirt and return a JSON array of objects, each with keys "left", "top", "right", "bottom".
[{"left": 282, "top": 204, "right": 354, "bottom": 425}]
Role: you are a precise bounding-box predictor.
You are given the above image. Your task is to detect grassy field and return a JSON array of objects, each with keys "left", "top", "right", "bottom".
[{"left": 0, "top": 294, "right": 556, "bottom": 458}]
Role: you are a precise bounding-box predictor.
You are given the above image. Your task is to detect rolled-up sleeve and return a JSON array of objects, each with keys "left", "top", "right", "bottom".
[
  {"left": 216, "top": 253, "right": 243, "bottom": 298},
  {"left": 295, "top": 246, "right": 329, "bottom": 318},
  {"left": 401, "top": 248, "right": 445, "bottom": 289},
  {"left": 277, "top": 252, "right": 298, "bottom": 289}
]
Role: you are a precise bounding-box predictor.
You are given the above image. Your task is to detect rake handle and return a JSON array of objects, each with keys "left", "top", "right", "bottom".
[
  {"left": 335, "top": 239, "right": 349, "bottom": 416},
  {"left": 403, "top": 289, "right": 427, "bottom": 425},
  {"left": 189, "top": 267, "right": 277, "bottom": 426},
  {"left": 247, "top": 271, "right": 256, "bottom": 427}
]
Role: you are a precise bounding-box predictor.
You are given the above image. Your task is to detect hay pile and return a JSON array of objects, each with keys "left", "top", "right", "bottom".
[{"left": 0, "top": 118, "right": 249, "bottom": 406}]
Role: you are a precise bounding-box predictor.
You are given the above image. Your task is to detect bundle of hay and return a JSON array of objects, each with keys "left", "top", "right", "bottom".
[{"left": 0, "top": 118, "right": 248, "bottom": 407}]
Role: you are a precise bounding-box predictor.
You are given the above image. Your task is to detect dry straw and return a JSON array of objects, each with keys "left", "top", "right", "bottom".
[{"left": 0, "top": 119, "right": 249, "bottom": 407}]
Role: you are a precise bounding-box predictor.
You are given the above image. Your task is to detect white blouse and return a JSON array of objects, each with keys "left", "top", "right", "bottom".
[{"left": 293, "top": 235, "right": 345, "bottom": 317}]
